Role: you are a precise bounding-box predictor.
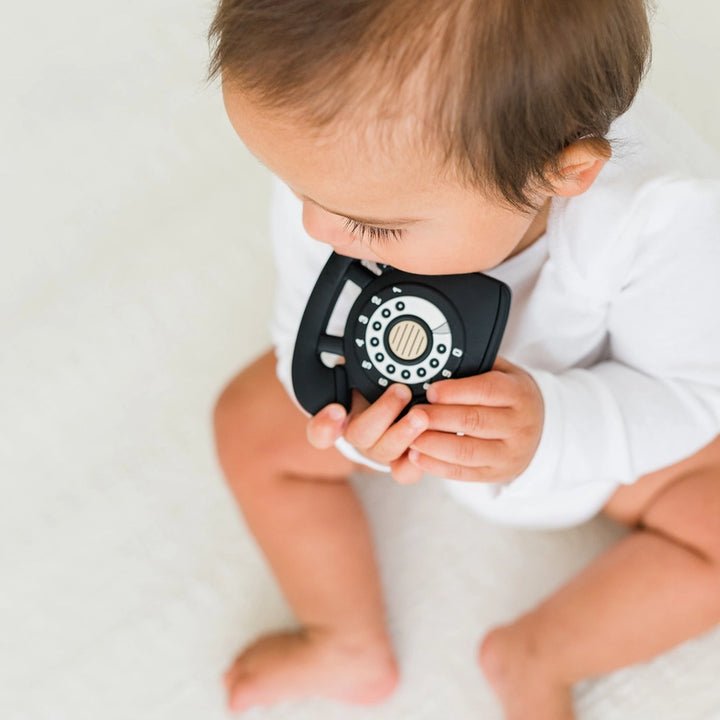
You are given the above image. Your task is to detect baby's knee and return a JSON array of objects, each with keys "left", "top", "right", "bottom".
[
  {"left": 644, "top": 467, "right": 720, "bottom": 563},
  {"left": 478, "top": 622, "right": 545, "bottom": 689},
  {"left": 212, "top": 351, "right": 356, "bottom": 491},
  {"left": 212, "top": 366, "right": 287, "bottom": 483},
  {"left": 213, "top": 373, "right": 250, "bottom": 448}
]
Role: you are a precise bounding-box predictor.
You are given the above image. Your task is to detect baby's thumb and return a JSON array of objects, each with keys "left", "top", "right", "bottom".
[{"left": 306, "top": 404, "right": 347, "bottom": 449}]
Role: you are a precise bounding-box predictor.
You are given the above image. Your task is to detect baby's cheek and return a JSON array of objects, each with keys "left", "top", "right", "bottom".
[
  {"left": 301, "top": 202, "right": 327, "bottom": 242},
  {"left": 302, "top": 205, "right": 353, "bottom": 249}
]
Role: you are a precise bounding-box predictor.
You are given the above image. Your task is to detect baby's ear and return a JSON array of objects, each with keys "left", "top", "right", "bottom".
[{"left": 546, "top": 138, "right": 611, "bottom": 198}]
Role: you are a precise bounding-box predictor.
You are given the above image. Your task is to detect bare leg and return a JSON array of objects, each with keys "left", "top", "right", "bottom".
[
  {"left": 213, "top": 350, "right": 399, "bottom": 712},
  {"left": 478, "top": 436, "right": 720, "bottom": 720}
]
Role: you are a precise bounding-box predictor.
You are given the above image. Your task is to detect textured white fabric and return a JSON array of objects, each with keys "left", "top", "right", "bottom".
[{"left": 270, "top": 90, "right": 720, "bottom": 528}]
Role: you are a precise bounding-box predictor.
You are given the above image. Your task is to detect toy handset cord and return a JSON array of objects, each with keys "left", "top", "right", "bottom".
[{"left": 291, "top": 252, "right": 511, "bottom": 416}]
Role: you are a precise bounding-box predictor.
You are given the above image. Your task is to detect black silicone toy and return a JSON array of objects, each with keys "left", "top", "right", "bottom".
[{"left": 291, "top": 252, "right": 511, "bottom": 416}]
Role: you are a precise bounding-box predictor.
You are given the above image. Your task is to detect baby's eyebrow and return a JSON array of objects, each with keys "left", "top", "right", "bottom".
[{"left": 302, "top": 195, "right": 421, "bottom": 228}]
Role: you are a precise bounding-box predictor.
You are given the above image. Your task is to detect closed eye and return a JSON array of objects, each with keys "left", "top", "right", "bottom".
[{"left": 343, "top": 218, "right": 404, "bottom": 244}]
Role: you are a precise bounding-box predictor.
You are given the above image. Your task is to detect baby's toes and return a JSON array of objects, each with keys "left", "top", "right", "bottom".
[
  {"left": 223, "top": 654, "right": 258, "bottom": 707},
  {"left": 223, "top": 652, "right": 248, "bottom": 689},
  {"left": 226, "top": 671, "right": 265, "bottom": 713},
  {"left": 222, "top": 635, "right": 291, "bottom": 710}
]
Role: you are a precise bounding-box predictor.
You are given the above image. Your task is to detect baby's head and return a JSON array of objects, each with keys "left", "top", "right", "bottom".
[{"left": 209, "top": 0, "right": 651, "bottom": 274}]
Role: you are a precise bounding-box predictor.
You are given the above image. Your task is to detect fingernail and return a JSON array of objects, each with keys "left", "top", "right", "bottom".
[
  {"left": 393, "top": 384, "right": 411, "bottom": 401},
  {"left": 327, "top": 405, "right": 345, "bottom": 421},
  {"left": 408, "top": 449, "right": 420, "bottom": 463},
  {"left": 425, "top": 385, "right": 438, "bottom": 402}
]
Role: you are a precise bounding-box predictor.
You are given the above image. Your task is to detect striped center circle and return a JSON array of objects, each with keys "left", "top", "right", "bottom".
[{"left": 387, "top": 319, "right": 428, "bottom": 361}]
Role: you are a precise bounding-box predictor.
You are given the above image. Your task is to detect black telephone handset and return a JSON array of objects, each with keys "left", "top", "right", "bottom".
[{"left": 291, "top": 252, "right": 511, "bottom": 416}]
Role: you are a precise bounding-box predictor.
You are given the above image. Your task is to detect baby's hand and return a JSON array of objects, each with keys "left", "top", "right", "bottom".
[
  {"left": 408, "top": 357, "right": 544, "bottom": 483},
  {"left": 306, "top": 384, "right": 430, "bottom": 484}
]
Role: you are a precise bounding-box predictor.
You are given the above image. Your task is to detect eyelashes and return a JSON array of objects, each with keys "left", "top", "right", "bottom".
[{"left": 343, "top": 218, "right": 403, "bottom": 244}]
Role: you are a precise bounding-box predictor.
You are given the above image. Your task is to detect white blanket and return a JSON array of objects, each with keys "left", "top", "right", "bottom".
[{"left": 3, "top": 1, "right": 719, "bottom": 718}]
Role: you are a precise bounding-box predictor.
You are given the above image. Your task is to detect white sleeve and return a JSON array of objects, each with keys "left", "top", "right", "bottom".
[
  {"left": 268, "top": 178, "right": 391, "bottom": 472},
  {"left": 503, "top": 178, "right": 720, "bottom": 498}
]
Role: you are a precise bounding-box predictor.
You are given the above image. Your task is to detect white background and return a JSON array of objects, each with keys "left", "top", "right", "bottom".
[{"left": 2, "top": 2, "right": 719, "bottom": 719}]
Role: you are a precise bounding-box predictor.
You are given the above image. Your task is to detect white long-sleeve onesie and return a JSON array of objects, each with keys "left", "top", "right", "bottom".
[{"left": 268, "top": 91, "right": 720, "bottom": 529}]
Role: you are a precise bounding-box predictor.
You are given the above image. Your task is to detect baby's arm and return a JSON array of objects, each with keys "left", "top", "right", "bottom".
[{"left": 506, "top": 178, "right": 720, "bottom": 494}]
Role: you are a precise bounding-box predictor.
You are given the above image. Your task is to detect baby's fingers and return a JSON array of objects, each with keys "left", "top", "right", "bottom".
[
  {"left": 390, "top": 451, "right": 425, "bottom": 485},
  {"left": 344, "top": 384, "right": 412, "bottom": 450},
  {"left": 306, "top": 404, "right": 347, "bottom": 449},
  {"left": 369, "top": 407, "right": 429, "bottom": 465},
  {"left": 411, "top": 431, "right": 506, "bottom": 467}
]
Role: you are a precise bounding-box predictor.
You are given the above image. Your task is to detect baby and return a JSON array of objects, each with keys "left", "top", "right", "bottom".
[{"left": 209, "top": 1, "right": 720, "bottom": 718}]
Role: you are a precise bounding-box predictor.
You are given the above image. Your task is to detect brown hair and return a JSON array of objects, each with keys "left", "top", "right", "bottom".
[{"left": 208, "top": 0, "right": 652, "bottom": 209}]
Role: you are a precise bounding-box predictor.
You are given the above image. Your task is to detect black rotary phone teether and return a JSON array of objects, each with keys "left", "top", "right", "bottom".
[{"left": 291, "top": 252, "right": 511, "bottom": 416}]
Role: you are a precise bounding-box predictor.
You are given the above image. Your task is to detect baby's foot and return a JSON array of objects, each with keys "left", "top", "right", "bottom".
[
  {"left": 223, "top": 626, "right": 400, "bottom": 713},
  {"left": 478, "top": 625, "right": 575, "bottom": 720}
]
